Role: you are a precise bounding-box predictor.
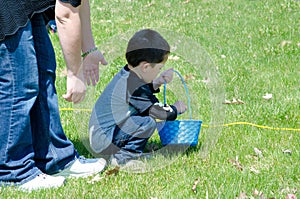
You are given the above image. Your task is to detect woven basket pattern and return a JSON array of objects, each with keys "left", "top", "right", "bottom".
[{"left": 157, "top": 120, "right": 202, "bottom": 146}]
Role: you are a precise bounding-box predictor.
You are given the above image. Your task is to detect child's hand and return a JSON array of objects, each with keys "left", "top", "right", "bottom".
[
  {"left": 153, "top": 68, "right": 173, "bottom": 89},
  {"left": 159, "top": 68, "right": 174, "bottom": 84},
  {"left": 173, "top": 101, "right": 187, "bottom": 114}
]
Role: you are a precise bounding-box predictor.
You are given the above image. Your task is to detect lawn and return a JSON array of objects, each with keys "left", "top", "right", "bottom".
[{"left": 2, "top": 0, "right": 299, "bottom": 198}]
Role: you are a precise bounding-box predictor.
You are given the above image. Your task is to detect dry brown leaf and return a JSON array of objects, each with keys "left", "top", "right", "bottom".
[
  {"left": 145, "top": 2, "right": 154, "bottom": 7},
  {"left": 106, "top": 166, "right": 120, "bottom": 176},
  {"left": 192, "top": 178, "right": 200, "bottom": 193},
  {"left": 184, "top": 74, "right": 195, "bottom": 82},
  {"left": 87, "top": 166, "right": 120, "bottom": 184},
  {"left": 229, "top": 157, "right": 243, "bottom": 171},
  {"left": 245, "top": 154, "right": 259, "bottom": 161}
]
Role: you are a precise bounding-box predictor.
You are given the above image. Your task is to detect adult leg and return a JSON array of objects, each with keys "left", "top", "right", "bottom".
[
  {"left": 30, "top": 14, "right": 106, "bottom": 177},
  {"left": 0, "top": 21, "right": 42, "bottom": 185},
  {"left": 29, "top": 13, "right": 76, "bottom": 175},
  {"left": 112, "top": 116, "right": 156, "bottom": 164}
]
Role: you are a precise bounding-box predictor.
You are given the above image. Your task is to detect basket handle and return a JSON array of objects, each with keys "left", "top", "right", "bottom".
[{"left": 163, "top": 69, "right": 192, "bottom": 119}]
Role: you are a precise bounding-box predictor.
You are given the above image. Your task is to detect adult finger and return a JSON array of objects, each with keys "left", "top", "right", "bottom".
[{"left": 84, "top": 71, "right": 91, "bottom": 86}]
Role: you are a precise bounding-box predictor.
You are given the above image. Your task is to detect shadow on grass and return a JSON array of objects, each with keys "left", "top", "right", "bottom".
[
  {"left": 145, "top": 139, "right": 202, "bottom": 157},
  {"left": 74, "top": 136, "right": 202, "bottom": 158},
  {"left": 71, "top": 138, "right": 93, "bottom": 158}
]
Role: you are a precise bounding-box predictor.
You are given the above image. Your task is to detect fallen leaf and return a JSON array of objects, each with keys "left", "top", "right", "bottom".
[
  {"left": 281, "top": 187, "right": 297, "bottom": 194},
  {"left": 168, "top": 54, "right": 180, "bottom": 61},
  {"left": 253, "top": 189, "right": 263, "bottom": 197},
  {"left": 263, "top": 93, "right": 273, "bottom": 100},
  {"left": 184, "top": 74, "right": 195, "bottom": 81},
  {"left": 245, "top": 154, "right": 259, "bottom": 161},
  {"left": 281, "top": 40, "right": 292, "bottom": 47},
  {"left": 249, "top": 167, "right": 260, "bottom": 174},
  {"left": 106, "top": 166, "right": 120, "bottom": 176},
  {"left": 283, "top": 149, "right": 292, "bottom": 155},
  {"left": 87, "top": 174, "right": 104, "bottom": 184},
  {"left": 232, "top": 98, "right": 238, "bottom": 104},
  {"left": 192, "top": 178, "right": 200, "bottom": 193},
  {"left": 237, "top": 99, "right": 245, "bottom": 104},
  {"left": 286, "top": 194, "right": 297, "bottom": 199},
  {"left": 236, "top": 192, "right": 247, "bottom": 199},
  {"left": 145, "top": 2, "right": 154, "bottom": 7},
  {"left": 223, "top": 98, "right": 245, "bottom": 104},
  {"left": 232, "top": 98, "right": 245, "bottom": 104},
  {"left": 254, "top": 147, "right": 263, "bottom": 158},
  {"left": 223, "top": 99, "right": 232, "bottom": 104},
  {"left": 87, "top": 166, "right": 120, "bottom": 184},
  {"left": 201, "top": 77, "right": 210, "bottom": 84},
  {"left": 229, "top": 157, "right": 243, "bottom": 171}
]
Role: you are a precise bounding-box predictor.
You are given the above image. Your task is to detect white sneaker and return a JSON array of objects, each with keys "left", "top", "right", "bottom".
[
  {"left": 19, "top": 173, "right": 65, "bottom": 191},
  {"left": 54, "top": 156, "right": 107, "bottom": 178}
]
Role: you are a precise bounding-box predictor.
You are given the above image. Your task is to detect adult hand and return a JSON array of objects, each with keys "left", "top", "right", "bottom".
[
  {"left": 63, "top": 69, "right": 86, "bottom": 104},
  {"left": 82, "top": 49, "right": 108, "bottom": 86},
  {"left": 173, "top": 100, "right": 187, "bottom": 114}
]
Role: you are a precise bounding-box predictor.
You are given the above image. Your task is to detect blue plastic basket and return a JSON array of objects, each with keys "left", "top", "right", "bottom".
[
  {"left": 157, "top": 70, "right": 202, "bottom": 146},
  {"left": 157, "top": 120, "right": 202, "bottom": 146}
]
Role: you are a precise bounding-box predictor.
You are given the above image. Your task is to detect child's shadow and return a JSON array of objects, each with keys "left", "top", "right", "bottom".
[{"left": 144, "top": 139, "right": 201, "bottom": 157}]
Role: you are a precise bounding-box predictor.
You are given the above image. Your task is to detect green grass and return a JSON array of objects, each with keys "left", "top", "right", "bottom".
[{"left": 3, "top": 0, "right": 300, "bottom": 198}]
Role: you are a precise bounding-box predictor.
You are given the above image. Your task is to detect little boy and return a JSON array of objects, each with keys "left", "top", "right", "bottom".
[{"left": 89, "top": 29, "right": 187, "bottom": 166}]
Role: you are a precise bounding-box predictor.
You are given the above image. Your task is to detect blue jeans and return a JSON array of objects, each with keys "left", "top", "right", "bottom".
[
  {"left": 102, "top": 116, "right": 156, "bottom": 164},
  {"left": 0, "top": 14, "right": 76, "bottom": 185}
]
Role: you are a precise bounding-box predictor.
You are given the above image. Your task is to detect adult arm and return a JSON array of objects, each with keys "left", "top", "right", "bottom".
[
  {"left": 55, "top": 0, "right": 85, "bottom": 103},
  {"left": 80, "top": 0, "right": 107, "bottom": 86}
]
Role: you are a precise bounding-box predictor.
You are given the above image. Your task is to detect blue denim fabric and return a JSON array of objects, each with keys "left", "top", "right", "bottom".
[
  {"left": 0, "top": 14, "right": 76, "bottom": 185},
  {"left": 112, "top": 116, "right": 156, "bottom": 164}
]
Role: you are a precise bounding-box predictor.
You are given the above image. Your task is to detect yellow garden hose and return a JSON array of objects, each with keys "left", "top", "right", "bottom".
[{"left": 59, "top": 108, "right": 300, "bottom": 132}]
